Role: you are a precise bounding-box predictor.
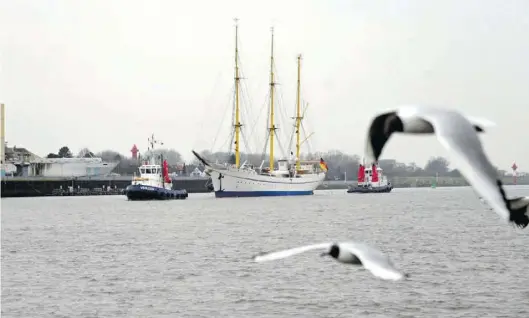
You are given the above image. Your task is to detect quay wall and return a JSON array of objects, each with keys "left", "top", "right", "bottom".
[
  {"left": 2, "top": 175, "right": 526, "bottom": 197},
  {"left": 1, "top": 176, "right": 211, "bottom": 197},
  {"left": 318, "top": 176, "right": 528, "bottom": 190}
]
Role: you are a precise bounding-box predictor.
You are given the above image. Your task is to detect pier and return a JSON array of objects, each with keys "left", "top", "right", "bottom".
[{"left": 1, "top": 176, "right": 211, "bottom": 198}]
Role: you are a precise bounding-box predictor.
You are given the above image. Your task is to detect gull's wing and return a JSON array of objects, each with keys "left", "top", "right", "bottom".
[
  {"left": 464, "top": 115, "right": 496, "bottom": 131},
  {"left": 341, "top": 242, "right": 406, "bottom": 281},
  {"left": 364, "top": 111, "right": 399, "bottom": 164},
  {"left": 253, "top": 243, "right": 331, "bottom": 262},
  {"left": 416, "top": 109, "right": 510, "bottom": 222},
  {"left": 364, "top": 105, "right": 495, "bottom": 164},
  {"left": 398, "top": 106, "right": 497, "bottom": 132}
]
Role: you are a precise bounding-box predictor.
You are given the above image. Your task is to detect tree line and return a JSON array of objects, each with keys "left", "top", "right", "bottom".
[
  {"left": 46, "top": 146, "right": 184, "bottom": 175},
  {"left": 192, "top": 149, "right": 462, "bottom": 179},
  {"left": 45, "top": 146, "right": 506, "bottom": 179}
]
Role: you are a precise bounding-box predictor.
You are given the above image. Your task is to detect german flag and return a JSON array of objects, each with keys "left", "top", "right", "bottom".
[{"left": 319, "top": 158, "right": 328, "bottom": 172}]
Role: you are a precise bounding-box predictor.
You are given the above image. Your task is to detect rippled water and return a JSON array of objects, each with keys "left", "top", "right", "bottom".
[{"left": 2, "top": 186, "right": 529, "bottom": 318}]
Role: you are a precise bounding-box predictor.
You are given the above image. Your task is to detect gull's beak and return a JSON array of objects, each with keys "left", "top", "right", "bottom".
[{"left": 320, "top": 252, "right": 328, "bottom": 257}]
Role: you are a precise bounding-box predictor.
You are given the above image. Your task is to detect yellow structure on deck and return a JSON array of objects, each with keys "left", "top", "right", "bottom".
[
  {"left": 233, "top": 19, "right": 242, "bottom": 168},
  {"left": 268, "top": 28, "right": 276, "bottom": 171},
  {"left": 295, "top": 55, "right": 302, "bottom": 170},
  {"left": 229, "top": 22, "right": 313, "bottom": 173}
]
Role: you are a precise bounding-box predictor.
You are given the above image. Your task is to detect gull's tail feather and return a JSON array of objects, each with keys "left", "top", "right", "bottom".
[{"left": 507, "top": 197, "right": 529, "bottom": 229}]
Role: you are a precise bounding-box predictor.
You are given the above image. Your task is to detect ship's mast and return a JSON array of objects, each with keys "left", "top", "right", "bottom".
[
  {"left": 295, "top": 55, "right": 302, "bottom": 170},
  {"left": 268, "top": 27, "right": 276, "bottom": 170},
  {"left": 233, "top": 18, "right": 242, "bottom": 168}
]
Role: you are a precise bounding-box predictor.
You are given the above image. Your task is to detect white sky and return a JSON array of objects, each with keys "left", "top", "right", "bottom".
[{"left": 1, "top": 0, "right": 528, "bottom": 171}]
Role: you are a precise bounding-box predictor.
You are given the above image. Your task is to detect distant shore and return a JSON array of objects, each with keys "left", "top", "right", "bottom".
[
  {"left": 2, "top": 175, "right": 527, "bottom": 198},
  {"left": 319, "top": 176, "right": 528, "bottom": 190}
]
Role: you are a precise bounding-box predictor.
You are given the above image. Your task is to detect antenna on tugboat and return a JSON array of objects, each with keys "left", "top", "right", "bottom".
[{"left": 147, "top": 133, "right": 164, "bottom": 152}]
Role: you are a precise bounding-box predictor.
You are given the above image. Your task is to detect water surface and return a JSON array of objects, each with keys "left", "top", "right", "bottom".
[{"left": 2, "top": 186, "right": 529, "bottom": 317}]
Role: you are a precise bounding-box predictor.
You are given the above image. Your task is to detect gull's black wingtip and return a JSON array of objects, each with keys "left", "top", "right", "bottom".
[
  {"left": 507, "top": 197, "right": 529, "bottom": 229},
  {"left": 252, "top": 251, "right": 268, "bottom": 262},
  {"left": 496, "top": 180, "right": 529, "bottom": 230},
  {"left": 366, "top": 111, "right": 403, "bottom": 163},
  {"left": 511, "top": 217, "right": 529, "bottom": 229}
]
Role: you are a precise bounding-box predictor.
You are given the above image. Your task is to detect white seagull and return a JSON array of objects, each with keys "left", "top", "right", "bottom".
[
  {"left": 364, "top": 105, "right": 529, "bottom": 229},
  {"left": 253, "top": 241, "right": 408, "bottom": 281}
]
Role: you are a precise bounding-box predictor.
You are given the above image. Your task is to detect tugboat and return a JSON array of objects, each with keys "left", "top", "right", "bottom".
[
  {"left": 125, "top": 135, "right": 188, "bottom": 200},
  {"left": 347, "top": 162, "right": 393, "bottom": 194}
]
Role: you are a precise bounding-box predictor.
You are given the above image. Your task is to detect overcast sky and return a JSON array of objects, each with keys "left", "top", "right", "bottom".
[{"left": 1, "top": 0, "right": 528, "bottom": 171}]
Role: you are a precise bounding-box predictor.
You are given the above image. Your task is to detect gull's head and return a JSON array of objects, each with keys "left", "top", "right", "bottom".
[{"left": 320, "top": 244, "right": 340, "bottom": 259}]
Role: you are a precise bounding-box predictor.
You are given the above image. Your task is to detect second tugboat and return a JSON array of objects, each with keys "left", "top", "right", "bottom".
[
  {"left": 347, "top": 162, "right": 393, "bottom": 194},
  {"left": 125, "top": 134, "right": 188, "bottom": 200}
]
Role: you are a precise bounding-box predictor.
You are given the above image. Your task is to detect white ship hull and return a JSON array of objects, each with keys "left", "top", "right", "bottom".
[
  {"left": 207, "top": 166, "right": 325, "bottom": 198},
  {"left": 17, "top": 158, "right": 119, "bottom": 177},
  {"left": 37, "top": 161, "right": 118, "bottom": 177}
]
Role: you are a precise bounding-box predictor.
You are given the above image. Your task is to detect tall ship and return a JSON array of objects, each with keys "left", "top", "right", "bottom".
[{"left": 193, "top": 20, "right": 327, "bottom": 198}]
